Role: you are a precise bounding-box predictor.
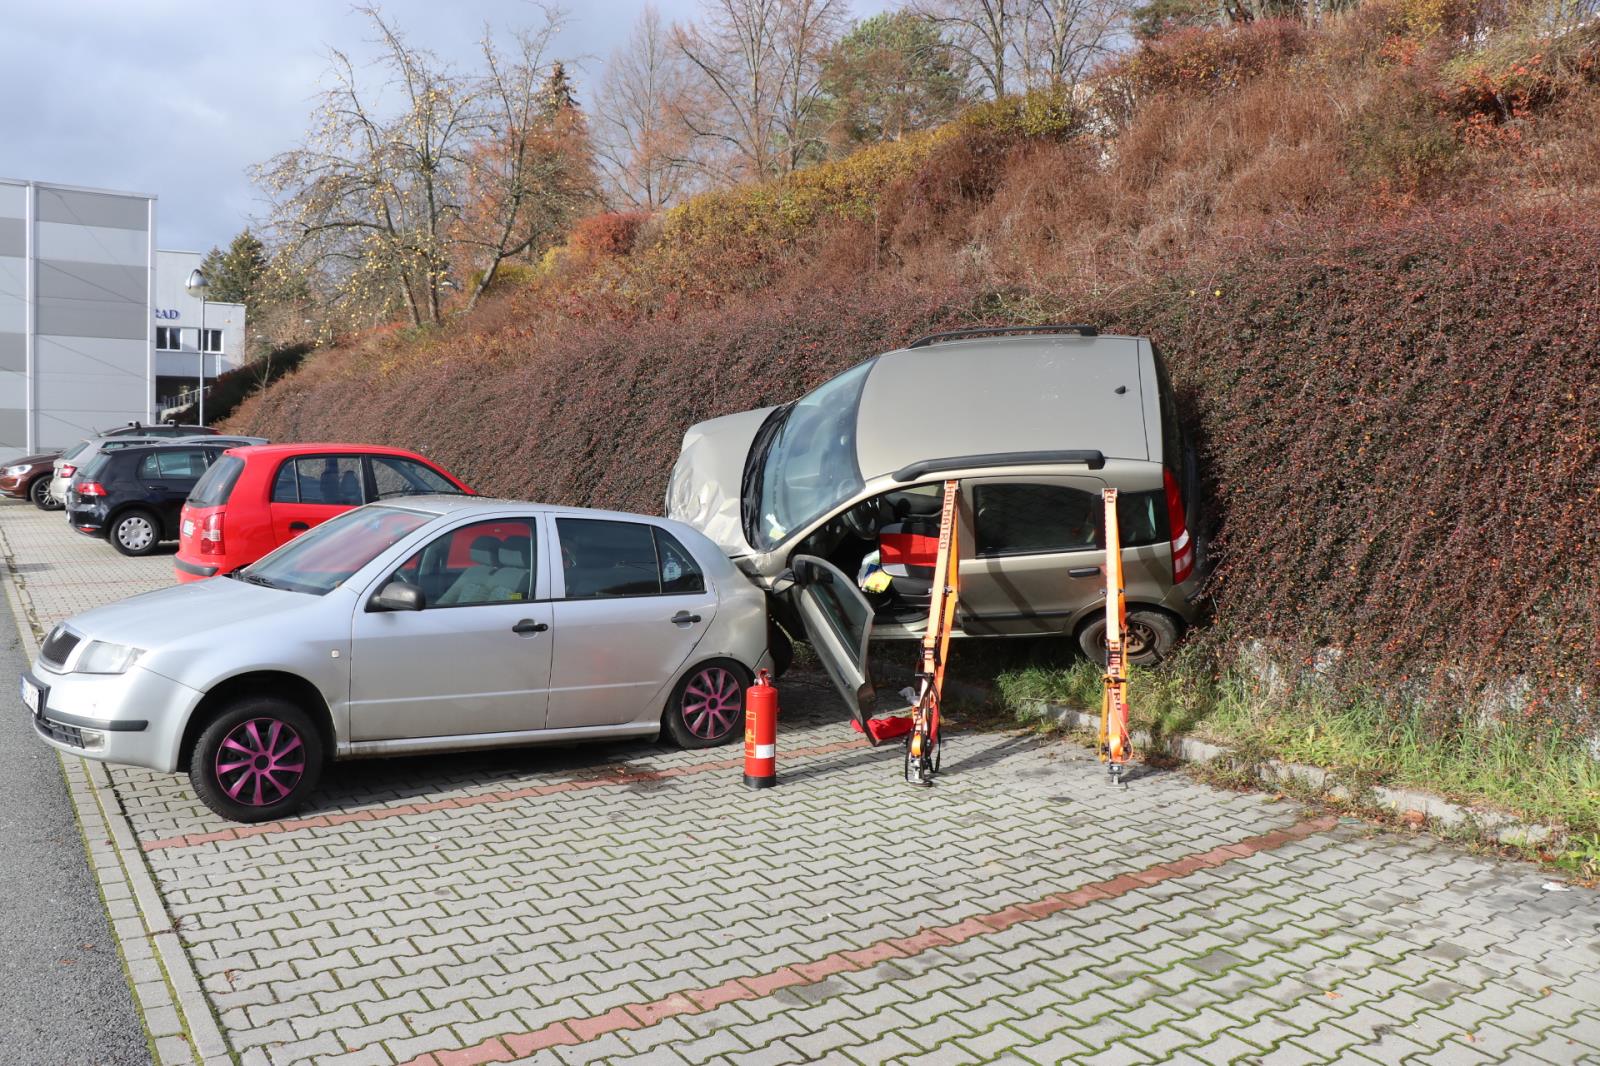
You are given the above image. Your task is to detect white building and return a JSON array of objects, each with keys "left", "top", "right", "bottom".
[
  {"left": 0, "top": 177, "right": 246, "bottom": 463},
  {"left": 153, "top": 248, "right": 246, "bottom": 413}
]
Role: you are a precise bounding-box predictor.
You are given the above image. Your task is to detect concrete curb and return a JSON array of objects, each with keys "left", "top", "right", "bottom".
[
  {"left": 0, "top": 541, "right": 232, "bottom": 1064},
  {"left": 1035, "top": 702, "right": 1563, "bottom": 849}
]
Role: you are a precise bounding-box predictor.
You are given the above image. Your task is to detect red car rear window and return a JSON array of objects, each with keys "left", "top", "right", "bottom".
[{"left": 190, "top": 455, "right": 246, "bottom": 507}]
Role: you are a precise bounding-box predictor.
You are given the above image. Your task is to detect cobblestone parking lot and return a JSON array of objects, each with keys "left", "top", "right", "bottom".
[{"left": 2, "top": 499, "right": 1598, "bottom": 1066}]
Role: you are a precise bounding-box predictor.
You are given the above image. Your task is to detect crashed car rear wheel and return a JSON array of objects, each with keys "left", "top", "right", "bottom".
[{"left": 1077, "top": 609, "right": 1180, "bottom": 667}]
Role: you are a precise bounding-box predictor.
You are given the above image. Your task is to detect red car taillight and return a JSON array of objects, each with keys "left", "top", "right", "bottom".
[
  {"left": 76, "top": 481, "right": 107, "bottom": 499},
  {"left": 199, "top": 511, "right": 225, "bottom": 556},
  {"left": 1165, "top": 468, "right": 1194, "bottom": 585},
  {"left": 60, "top": 464, "right": 76, "bottom": 478}
]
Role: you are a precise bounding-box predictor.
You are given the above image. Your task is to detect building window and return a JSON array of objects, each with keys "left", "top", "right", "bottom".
[
  {"left": 156, "top": 326, "right": 182, "bottom": 351},
  {"left": 200, "top": 329, "right": 223, "bottom": 354}
]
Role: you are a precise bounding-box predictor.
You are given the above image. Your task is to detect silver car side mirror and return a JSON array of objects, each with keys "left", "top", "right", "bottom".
[
  {"left": 370, "top": 580, "right": 425, "bottom": 612},
  {"left": 770, "top": 569, "right": 796, "bottom": 595}
]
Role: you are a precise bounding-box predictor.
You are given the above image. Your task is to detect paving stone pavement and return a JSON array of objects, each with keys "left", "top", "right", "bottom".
[{"left": 2, "top": 498, "right": 1598, "bottom": 1066}]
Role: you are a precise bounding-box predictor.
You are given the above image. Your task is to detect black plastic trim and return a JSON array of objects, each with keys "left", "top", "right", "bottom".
[
  {"left": 962, "top": 609, "right": 1077, "bottom": 623},
  {"left": 174, "top": 557, "right": 219, "bottom": 577},
  {"left": 907, "top": 324, "right": 1099, "bottom": 349},
  {"left": 40, "top": 708, "right": 148, "bottom": 732},
  {"left": 892, "top": 450, "right": 1106, "bottom": 482}
]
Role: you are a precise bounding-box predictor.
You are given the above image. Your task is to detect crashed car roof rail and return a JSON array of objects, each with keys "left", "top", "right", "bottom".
[
  {"left": 892, "top": 449, "right": 1106, "bottom": 482},
  {"left": 905, "top": 323, "right": 1099, "bottom": 348}
]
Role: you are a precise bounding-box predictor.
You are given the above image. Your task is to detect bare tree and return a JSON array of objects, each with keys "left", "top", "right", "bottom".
[
  {"left": 458, "top": 13, "right": 596, "bottom": 310},
  {"left": 594, "top": 7, "right": 699, "bottom": 209},
  {"left": 257, "top": 5, "right": 591, "bottom": 326},
  {"left": 772, "top": 0, "right": 849, "bottom": 170},
  {"left": 913, "top": 0, "right": 1020, "bottom": 98},
  {"left": 674, "top": 0, "right": 845, "bottom": 182},
  {"left": 1018, "top": 0, "right": 1126, "bottom": 88},
  {"left": 256, "top": 7, "right": 480, "bottom": 328}
]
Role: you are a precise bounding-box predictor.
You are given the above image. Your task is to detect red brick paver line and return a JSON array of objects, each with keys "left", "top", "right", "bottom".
[
  {"left": 394, "top": 814, "right": 1341, "bottom": 1066},
  {"left": 141, "top": 739, "right": 869, "bottom": 851}
]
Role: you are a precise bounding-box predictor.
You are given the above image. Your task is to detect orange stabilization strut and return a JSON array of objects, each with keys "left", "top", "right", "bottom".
[
  {"left": 1099, "top": 486, "right": 1132, "bottom": 785},
  {"left": 906, "top": 479, "right": 961, "bottom": 787}
]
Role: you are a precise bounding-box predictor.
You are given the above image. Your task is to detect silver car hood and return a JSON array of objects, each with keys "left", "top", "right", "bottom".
[
  {"left": 665, "top": 406, "right": 775, "bottom": 558},
  {"left": 54, "top": 578, "right": 333, "bottom": 679}
]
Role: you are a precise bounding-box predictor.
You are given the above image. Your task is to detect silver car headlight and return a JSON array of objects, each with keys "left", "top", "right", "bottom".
[
  {"left": 74, "top": 640, "right": 145, "bottom": 675},
  {"left": 3, "top": 464, "right": 29, "bottom": 476}
]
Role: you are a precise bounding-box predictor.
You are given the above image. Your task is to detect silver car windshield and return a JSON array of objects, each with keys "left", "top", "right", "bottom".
[
  {"left": 238, "top": 506, "right": 432, "bottom": 596},
  {"left": 749, "top": 359, "right": 874, "bottom": 552}
]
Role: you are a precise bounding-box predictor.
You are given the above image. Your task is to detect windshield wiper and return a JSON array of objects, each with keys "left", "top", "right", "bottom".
[{"left": 238, "top": 573, "right": 282, "bottom": 589}]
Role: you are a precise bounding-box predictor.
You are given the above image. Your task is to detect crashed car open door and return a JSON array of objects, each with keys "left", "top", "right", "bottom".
[{"left": 786, "top": 555, "right": 877, "bottom": 730}]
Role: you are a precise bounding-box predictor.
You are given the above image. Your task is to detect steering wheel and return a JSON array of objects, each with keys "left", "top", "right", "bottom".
[{"left": 840, "top": 500, "right": 880, "bottom": 541}]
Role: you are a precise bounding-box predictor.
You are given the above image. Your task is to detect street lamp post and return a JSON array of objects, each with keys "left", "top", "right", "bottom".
[{"left": 185, "top": 269, "right": 209, "bottom": 426}]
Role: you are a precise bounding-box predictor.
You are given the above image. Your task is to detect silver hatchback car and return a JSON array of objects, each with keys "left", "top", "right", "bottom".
[{"left": 23, "top": 497, "right": 776, "bottom": 821}]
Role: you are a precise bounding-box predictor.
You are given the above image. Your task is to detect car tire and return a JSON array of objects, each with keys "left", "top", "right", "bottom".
[
  {"left": 29, "top": 476, "right": 60, "bottom": 511},
  {"left": 1076, "top": 609, "right": 1181, "bottom": 667},
  {"left": 663, "top": 659, "right": 751, "bottom": 749},
  {"left": 188, "top": 697, "right": 325, "bottom": 823},
  {"left": 108, "top": 508, "right": 161, "bottom": 556}
]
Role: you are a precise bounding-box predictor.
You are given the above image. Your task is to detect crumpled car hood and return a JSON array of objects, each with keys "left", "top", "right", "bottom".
[{"left": 665, "top": 406, "right": 776, "bottom": 559}]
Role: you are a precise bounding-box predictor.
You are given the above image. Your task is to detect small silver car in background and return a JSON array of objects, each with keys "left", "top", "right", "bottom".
[
  {"left": 667, "top": 325, "right": 1207, "bottom": 719},
  {"left": 48, "top": 423, "right": 221, "bottom": 506},
  {"left": 23, "top": 497, "right": 776, "bottom": 822}
]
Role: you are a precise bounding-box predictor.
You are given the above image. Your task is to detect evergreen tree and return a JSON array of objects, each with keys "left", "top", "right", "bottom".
[
  {"left": 197, "top": 229, "right": 269, "bottom": 305},
  {"left": 540, "top": 61, "right": 580, "bottom": 115},
  {"left": 822, "top": 13, "right": 968, "bottom": 147}
]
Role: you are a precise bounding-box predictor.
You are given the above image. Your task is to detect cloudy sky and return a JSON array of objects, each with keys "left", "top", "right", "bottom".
[{"left": 1, "top": 0, "right": 882, "bottom": 254}]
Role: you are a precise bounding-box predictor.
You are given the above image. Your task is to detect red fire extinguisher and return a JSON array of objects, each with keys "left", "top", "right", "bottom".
[{"left": 743, "top": 669, "right": 777, "bottom": 790}]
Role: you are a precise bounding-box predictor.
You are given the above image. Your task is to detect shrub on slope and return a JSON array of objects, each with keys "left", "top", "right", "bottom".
[{"left": 1115, "top": 208, "right": 1600, "bottom": 735}]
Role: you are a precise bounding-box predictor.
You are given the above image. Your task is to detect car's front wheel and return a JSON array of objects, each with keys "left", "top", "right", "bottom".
[
  {"left": 109, "top": 509, "right": 160, "bottom": 556},
  {"left": 189, "top": 698, "right": 325, "bottom": 822},
  {"left": 1077, "top": 609, "right": 1181, "bottom": 667},
  {"left": 29, "top": 476, "right": 60, "bottom": 511},
  {"left": 663, "top": 659, "right": 751, "bottom": 749}
]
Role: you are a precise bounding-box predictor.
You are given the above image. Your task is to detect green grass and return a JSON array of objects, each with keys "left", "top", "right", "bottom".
[{"left": 989, "top": 647, "right": 1600, "bottom": 851}]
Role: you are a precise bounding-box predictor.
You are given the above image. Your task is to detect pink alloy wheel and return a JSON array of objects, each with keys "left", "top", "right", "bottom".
[
  {"left": 214, "top": 718, "right": 305, "bottom": 806},
  {"left": 682, "top": 666, "right": 742, "bottom": 739}
]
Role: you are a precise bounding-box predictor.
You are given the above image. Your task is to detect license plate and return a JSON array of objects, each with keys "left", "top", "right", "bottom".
[
  {"left": 19, "top": 676, "right": 40, "bottom": 715},
  {"left": 182, "top": 519, "right": 194, "bottom": 537}
]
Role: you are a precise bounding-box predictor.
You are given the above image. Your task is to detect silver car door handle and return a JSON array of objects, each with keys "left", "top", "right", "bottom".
[
  {"left": 670, "top": 611, "right": 701, "bottom": 625},
  {"left": 512, "top": 619, "right": 549, "bottom": 635},
  {"left": 1068, "top": 566, "right": 1101, "bottom": 578}
]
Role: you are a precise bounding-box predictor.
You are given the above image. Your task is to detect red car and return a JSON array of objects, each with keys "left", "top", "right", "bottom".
[{"left": 174, "top": 444, "right": 472, "bottom": 582}]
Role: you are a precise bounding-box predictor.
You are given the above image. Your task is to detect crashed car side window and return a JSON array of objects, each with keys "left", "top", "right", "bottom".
[
  {"left": 973, "top": 484, "right": 1168, "bottom": 556},
  {"left": 974, "top": 484, "right": 1099, "bottom": 556}
]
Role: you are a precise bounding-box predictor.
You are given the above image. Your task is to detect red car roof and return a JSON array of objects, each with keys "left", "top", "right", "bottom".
[{"left": 223, "top": 443, "right": 439, "bottom": 458}]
